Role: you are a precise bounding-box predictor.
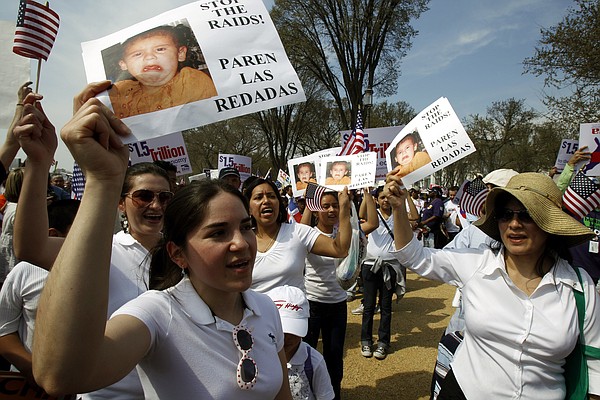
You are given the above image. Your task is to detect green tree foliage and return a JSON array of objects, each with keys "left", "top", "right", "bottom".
[
  {"left": 271, "top": 0, "right": 429, "bottom": 130},
  {"left": 444, "top": 98, "right": 562, "bottom": 186},
  {"left": 523, "top": 0, "right": 600, "bottom": 133}
]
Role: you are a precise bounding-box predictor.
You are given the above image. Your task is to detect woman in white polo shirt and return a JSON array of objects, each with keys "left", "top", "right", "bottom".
[{"left": 30, "top": 101, "right": 293, "bottom": 399}]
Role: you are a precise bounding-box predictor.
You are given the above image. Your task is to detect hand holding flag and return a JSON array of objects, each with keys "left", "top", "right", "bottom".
[
  {"left": 305, "top": 182, "right": 328, "bottom": 212},
  {"left": 456, "top": 178, "right": 489, "bottom": 217},
  {"left": 563, "top": 170, "right": 600, "bottom": 220}
]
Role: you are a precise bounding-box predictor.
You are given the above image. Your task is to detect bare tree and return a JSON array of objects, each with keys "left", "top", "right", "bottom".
[{"left": 272, "top": 0, "right": 429, "bottom": 130}]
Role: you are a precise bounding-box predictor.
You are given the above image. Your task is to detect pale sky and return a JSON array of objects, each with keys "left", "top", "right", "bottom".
[{"left": 0, "top": 0, "right": 573, "bottom": 169}]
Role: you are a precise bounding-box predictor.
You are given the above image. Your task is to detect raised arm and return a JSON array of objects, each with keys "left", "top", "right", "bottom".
[
  {"left": 359, "top": 189, "right": 378, "bottom": 235},
  {"left": 300, "top": 201, "right": 313, "bottom": 226},
  {"left": 384, "top": 172, "right": 413, "bottom": 250},
  {"left": 12, "top": 92, "right": 62, "bottom": 269},
  {"left": 310, "top": 187, "right": 351, "bottom": 257},
  {"left": 32, "top": 98, "right": 149, "bottom": 396},
  {"left": 0, "top": 82, "right": 33, "bottom": 176}
]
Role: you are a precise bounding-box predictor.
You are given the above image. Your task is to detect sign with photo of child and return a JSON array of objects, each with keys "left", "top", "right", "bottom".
[
  {"left": 339, "top": 125, "right": 402, "bottom": 182},
  {"left": 385, "top": 97, "right": 476, "bottom": 187},
  {"left": 288, "top": 154, "right": 319, "bottom": 197},
  {"left": 318, "top": 152, "right": 377, "bottom": 191},
  {"left": 81, "top": 0, "right": 306, "bottom": 143}
]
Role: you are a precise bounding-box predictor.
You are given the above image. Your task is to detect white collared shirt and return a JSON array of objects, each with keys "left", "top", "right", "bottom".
[{"left": 393, "top": 236, "right": 600, "bottom": 399}]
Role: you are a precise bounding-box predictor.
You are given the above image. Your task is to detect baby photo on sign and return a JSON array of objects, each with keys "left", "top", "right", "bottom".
[
  {"left": 389, "top": 129, "right": 431, "bottom": 177},
  {"left": 100, "top": 19, "right": 217, "bottom": 119},
  {"left": 294, "top": 162, "right": 317, "bottom": 191},
  {"left": 325, "top": 160, "right": 352, "bottom": 186}
]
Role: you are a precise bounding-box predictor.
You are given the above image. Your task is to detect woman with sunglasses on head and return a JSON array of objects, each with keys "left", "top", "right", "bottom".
[
  {"left": 243, "top": 179, "right": 352, "bottom": 294},
  {"left": 12, "top": 82, "right": 171, "bottom": 399},
  {"left": 27, "top": 91, "right": 293, "bottom": 399},
  {"left": 385, "top": 170, "right": 600, "bottom": 399}
]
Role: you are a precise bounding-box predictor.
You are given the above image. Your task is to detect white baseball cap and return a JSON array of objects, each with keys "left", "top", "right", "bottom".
[
  {"left": 265, "top": 285, "right": 310, "bottom": 337},
  {"left": 482, "top": 169, "right": 519, "bottom": 188}
]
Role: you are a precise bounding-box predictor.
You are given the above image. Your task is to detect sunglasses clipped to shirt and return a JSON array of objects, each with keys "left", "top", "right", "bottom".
[
  {"left": 233, "top": 325, "right": 258, "bottom": 390},
  {"left": 495, "top": 208, "right": 534, "bottom": 223},
  {"left": 123, "top": 189, "right": 174, "bottom": 208}
]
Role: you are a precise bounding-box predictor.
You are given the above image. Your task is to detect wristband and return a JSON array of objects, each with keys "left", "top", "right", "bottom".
[{"left": 16, "top": 103, "right": 24, "bottom": 106}]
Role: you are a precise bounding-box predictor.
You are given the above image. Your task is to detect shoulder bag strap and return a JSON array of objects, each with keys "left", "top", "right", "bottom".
[{"left": 377, "top": 210, "right": 394, "bottom": 240}]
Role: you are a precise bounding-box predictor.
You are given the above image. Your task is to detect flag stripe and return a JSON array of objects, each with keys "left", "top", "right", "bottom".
[
  {"left": 562, "top": 171, "right": 600, "bottom": 220},
  {"left": 305, "top": 182, "right": 327, "bottom": 212},
  {"left": 13, "top": 0, "right": 60, "bottom": 61},
  {"left": 339, "top": 110, "right": 365, "bottom": 156},
  {"left": 458, "top": 178, "right": 489, "bottom": 216}
]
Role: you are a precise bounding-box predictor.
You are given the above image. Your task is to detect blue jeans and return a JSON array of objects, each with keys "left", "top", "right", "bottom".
[
  {"left": 360, "top": 262, "right": 396, "bottom": 348},
  {"left": 304, "top": 300, "right": 347, "bottom": 400}
]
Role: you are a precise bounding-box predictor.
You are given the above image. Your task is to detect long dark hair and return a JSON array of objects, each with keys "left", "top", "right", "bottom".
[
  {"left": 243, "top": 178, "right": 288, "bottom": 226},
  {"left": 149, "top": 179, "right": 249, "bottom": 290}
]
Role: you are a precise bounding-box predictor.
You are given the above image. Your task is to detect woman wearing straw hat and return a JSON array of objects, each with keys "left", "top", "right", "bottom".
[{"left": 384, "top": 171, "right": 600, "bottom": 399}]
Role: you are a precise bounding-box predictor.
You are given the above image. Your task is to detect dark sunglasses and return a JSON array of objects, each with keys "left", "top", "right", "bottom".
[
  {"left": 124, "top": 189, "right": 174, "bottom": 208},
  {"left": 233, "top": 325, "right": 257, "bottom": 390},
  {"left": 495, "top": 208, "right": 534, "bottom": 223}
]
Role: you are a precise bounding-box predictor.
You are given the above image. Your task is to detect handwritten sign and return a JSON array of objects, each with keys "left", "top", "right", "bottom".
[
  {"left": 81, "top": 0, "right": 306, "bottom": 143},
  {"left": 385, "top": 97, "right": 475, "bottom": 187}
]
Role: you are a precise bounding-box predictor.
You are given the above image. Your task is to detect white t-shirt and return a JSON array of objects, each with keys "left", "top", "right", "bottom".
[
  {"left": 0, "top": 202, "right": 18, "bottom": 280},
  {"left": 287, "top": 341, "right": 334, "bottom": 400},
  {"left": 0, "top": 262, "right": 47, "bottom": 358},
  {"left": 252, "top": 223, "right": 320, "bottom": 293},
  {"left": 365, "top": 213, "right": 395, "bottom": 261},
  {"left": 393, "top": 236, "right": 600, "bottom": 399},
  {"left": 83, "top": 231, "right": 149, "bottom": 400},
  {"left": 113, "top": 278, "right": 285, "bottom": 399},
  {"left": 443, "top": 200, "right": 460, "bottom": 234},
  {"left": 305, "top": 228, "right": 346, "bottom": 303}
]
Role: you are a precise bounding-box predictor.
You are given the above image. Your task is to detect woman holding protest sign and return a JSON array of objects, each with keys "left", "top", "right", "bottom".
[
  {"left": 12, "top": 82, "right": 172, "bottom": 399},
  {"left": 29, "top": 93, "right": 292, "bottom": 399}
]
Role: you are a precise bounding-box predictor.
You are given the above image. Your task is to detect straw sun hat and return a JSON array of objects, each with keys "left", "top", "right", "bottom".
[{"left": 474, "top": 172, "right": 595, "bottom": 248}]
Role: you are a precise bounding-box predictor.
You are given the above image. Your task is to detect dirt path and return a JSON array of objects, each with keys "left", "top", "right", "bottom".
[{"left": 339, "top": 271, "right": 456, "bottom": 400}]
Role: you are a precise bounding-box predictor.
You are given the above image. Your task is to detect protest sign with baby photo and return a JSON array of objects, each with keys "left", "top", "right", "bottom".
[
  {"left": 318, "top": 152, "right": 377, "bottom": 191},
  {"left": 385, "top": 97, "right": 476, "bottom": 187},
  {"left": 81, "top": 0, "right": 306, "bottom": 143}
]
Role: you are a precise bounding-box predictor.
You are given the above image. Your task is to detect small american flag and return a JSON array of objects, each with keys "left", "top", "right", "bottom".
[
  {"left": 305, "top": 182, "right": 327, "bottom": 212},
  {"left": 563, "top": 171, "right": 600, "bottom": 220},
  {"left": 338, "top": 109, "right": 365, "bottom": 156},
  {"left": 13, "top": 0, "right": 60, "bottom": 61},
  {"left": 71, "top": 162, "right": 86, "bottom": 201},
  {"left": 457, "top": 178, "right": 489, "bottom": 216}
]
